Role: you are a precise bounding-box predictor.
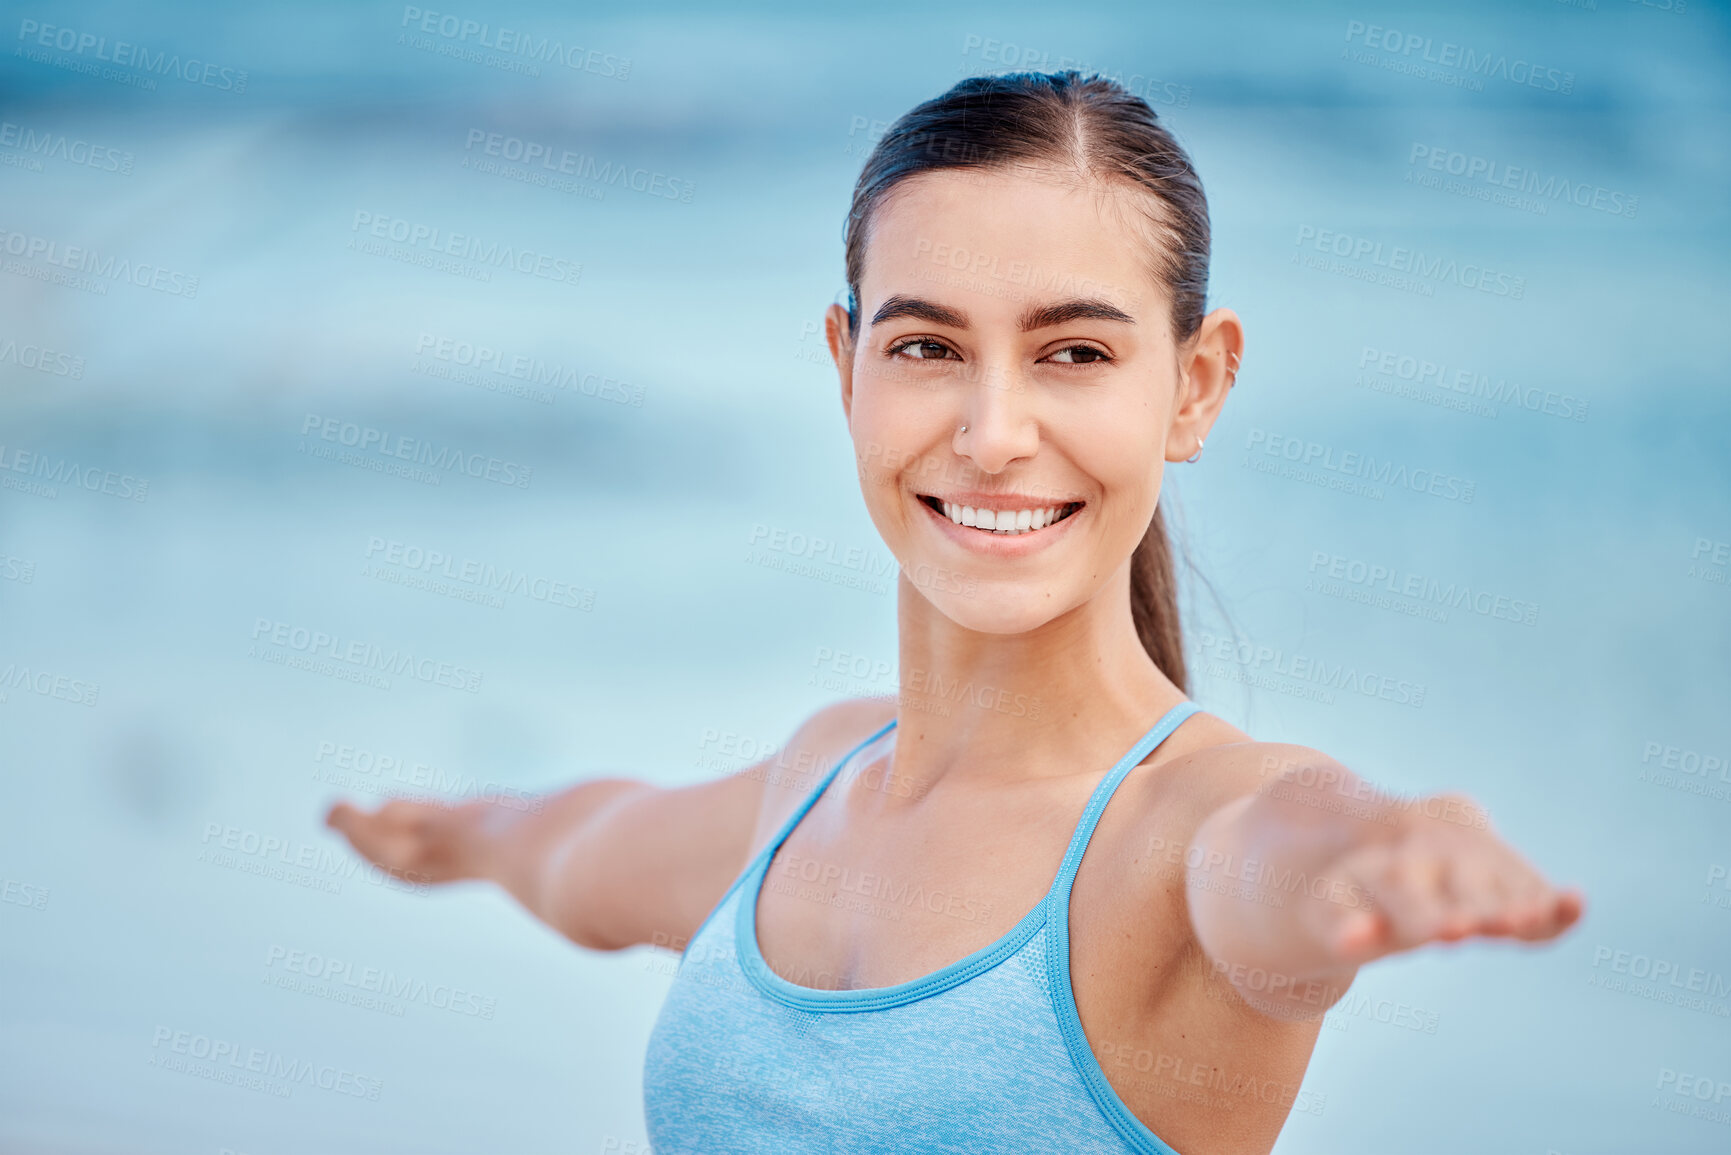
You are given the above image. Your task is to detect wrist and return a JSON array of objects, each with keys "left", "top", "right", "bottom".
[{"left": 453, "top": 799, "right": 518, "bottom": 883}]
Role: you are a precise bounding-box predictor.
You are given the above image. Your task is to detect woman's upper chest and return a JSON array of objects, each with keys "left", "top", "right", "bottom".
[{"left": 748, "top": 744, "right": 1180, "bottom": 998}]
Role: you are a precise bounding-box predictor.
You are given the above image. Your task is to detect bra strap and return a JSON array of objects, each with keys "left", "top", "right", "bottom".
[{"left": 1046, "top": 700, "right": 1201, "bottom": 906}]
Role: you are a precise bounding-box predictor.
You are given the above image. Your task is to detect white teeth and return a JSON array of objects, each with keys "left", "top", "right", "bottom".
[{"left": 935, "top": 501, "right": 1074, "bottom": 535}]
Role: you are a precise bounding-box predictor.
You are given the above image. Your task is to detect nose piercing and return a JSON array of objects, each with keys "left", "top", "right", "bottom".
[
  {"left": 958, "top": 424, "right": 968, "bottom": 434},
  {"left": 1185, "top": 434, "right": 1205, "bottom": 464}
]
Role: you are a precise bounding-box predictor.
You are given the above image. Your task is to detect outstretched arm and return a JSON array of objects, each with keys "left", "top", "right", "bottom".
[
  {"left": 1183, "top": 747, "right": 1584, "bottom": 1017},
  {"left": 325, "top": 777, "right": 677, "bottom": 948},
  {"left": 323, "top": 698, "right": 894, "bottom": 952}
]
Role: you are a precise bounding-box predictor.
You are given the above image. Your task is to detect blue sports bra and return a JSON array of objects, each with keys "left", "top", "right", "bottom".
[{"left": 643, "top": 700, "right": 1202, "bottom": 1153}]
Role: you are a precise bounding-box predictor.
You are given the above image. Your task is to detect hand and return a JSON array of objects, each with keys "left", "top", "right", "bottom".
[
  {"left": 1309, "top": 793, "right": 1584, "bottom": 966},
  {"left": 324, "top": 797, "right": 490, "bottom": 885}
]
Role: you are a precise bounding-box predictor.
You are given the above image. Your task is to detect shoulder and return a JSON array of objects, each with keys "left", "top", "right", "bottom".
[
  {"left": 1131, "top": 707, "right": 1344, "bottom": 836},
  {"left": 746, "top": 696, "right": 898, "bottom": 857}
]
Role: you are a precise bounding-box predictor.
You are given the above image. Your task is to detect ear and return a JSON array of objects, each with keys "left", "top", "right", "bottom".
[
  {"left": 1164, "top": 307, "right": 1244, "bottom": 463},
  {"left": 825, "top": 303, "right": 857, "bottom": 430}
]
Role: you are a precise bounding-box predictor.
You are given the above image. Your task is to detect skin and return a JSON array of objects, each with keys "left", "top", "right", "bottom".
[{"left": 327, "top": 163, "right": 1583, "bottom": 1155}]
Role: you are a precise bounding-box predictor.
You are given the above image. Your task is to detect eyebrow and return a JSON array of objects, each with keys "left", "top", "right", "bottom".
[
  {"left": 871, "top": 295, "right": 969, "bottom": 329},
  {"left": 868, "top": 294, "right": 1134, "bottom": 331},
  {"left": 1018, "top": 298, "right": 1135, "bottom": 330}
]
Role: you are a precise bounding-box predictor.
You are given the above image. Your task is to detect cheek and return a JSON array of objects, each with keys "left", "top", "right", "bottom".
[
  {"left": 852, "top": 372, "right": 938, "bottom": 490},
  {"left": 1079, "top": 422, "right": 1165, "bottom": 538}
]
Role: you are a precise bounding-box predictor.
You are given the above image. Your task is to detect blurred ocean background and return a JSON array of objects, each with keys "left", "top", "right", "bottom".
[{"left": 1, "top": 1, "right": 1727, "bottom": 1152}]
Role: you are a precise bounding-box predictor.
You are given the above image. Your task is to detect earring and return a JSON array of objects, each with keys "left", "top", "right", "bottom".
[
  {"left": 1185, "top": 434, "right": 1205, "bottom": 464},
  {"left": 1226, "top": 350, "right": 1241, "bottom": 387}
]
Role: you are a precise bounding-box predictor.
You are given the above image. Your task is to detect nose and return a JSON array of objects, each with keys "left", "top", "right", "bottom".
[{"left": 953, "top": 360, "right": 1037, "bottom": 474}]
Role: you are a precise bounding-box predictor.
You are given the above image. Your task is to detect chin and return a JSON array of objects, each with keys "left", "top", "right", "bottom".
[{"left": 905, "top": 573, "right": 1067, "bottom": 636}]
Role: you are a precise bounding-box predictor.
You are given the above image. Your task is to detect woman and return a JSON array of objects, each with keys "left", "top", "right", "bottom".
[{"left": 327, "top": 72, "right": 1583, "bottom": 1154}]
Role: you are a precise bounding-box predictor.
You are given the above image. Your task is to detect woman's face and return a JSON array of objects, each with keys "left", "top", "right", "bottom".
[{"left": 832, "top": 164, "right": 1231, "bottom": 639}]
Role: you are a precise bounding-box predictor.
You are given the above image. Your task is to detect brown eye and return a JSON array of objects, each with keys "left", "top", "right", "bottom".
[
  {"left": 890, "top": 339, "right": 956, "bottom": 361},
  {"left": 1047, "top": 345, "right": 1109, "bottom": 364}
]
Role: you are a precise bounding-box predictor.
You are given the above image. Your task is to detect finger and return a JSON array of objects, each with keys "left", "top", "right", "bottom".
[
  {"left": 1307, "top": 848, "right": 1392, "bottom": 963},
  {"left": 1527, "top": 887, "right": 1585, "bottom": 940},
  {"left": 1441, "top": 852, "right": 1514, "bottom": 939},
  {"left": 1555, "top": 887, "right": 1585, "bottom": 929},
  {"left": 335, "top": 812, "right": 417, "bottom": 870},
  {"left": 325, "top": 800, "right": 363, "bottom": 832},
  {"left": 1333, "top": 909, "right": 1389, "bottom": 963},
  {"left": 1493, "top": 862, "right": 1560, "bottom": 938},
  {"left": 1374, "top": 851, "right": 1452, "bottom": 949}
]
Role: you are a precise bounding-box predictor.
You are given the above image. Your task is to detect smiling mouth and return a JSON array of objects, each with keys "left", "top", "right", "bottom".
[{"left": 918, "top": 495, "right": 1084, "bottom": 536}]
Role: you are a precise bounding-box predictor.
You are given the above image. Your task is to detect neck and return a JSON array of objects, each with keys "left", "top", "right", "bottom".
[{"left": 885, "top": 559, "right": 1186, "bottom": 795}]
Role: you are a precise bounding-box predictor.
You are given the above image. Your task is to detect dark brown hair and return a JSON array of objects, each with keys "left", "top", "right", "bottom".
[{"left": 841, "top": 70, "right": 1210, "bottom": 692}]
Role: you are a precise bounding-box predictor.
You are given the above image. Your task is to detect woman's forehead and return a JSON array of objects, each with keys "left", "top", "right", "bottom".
[{"left": 861, "top": 168, "right": 1167, "bottom": 319}]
